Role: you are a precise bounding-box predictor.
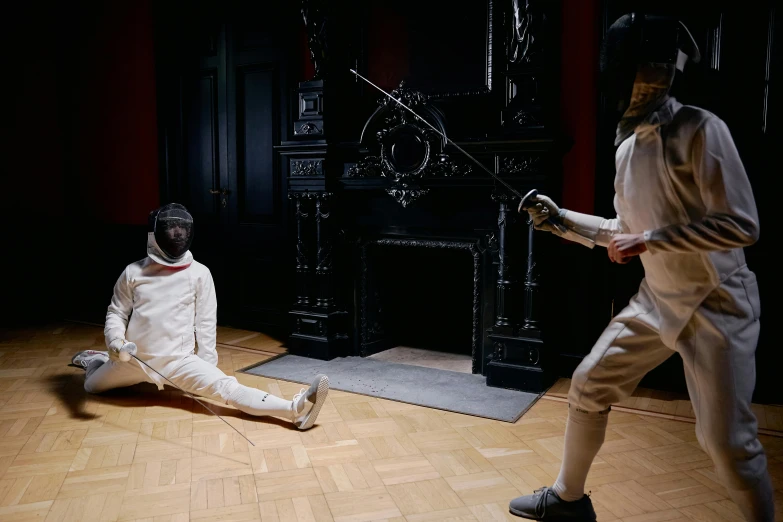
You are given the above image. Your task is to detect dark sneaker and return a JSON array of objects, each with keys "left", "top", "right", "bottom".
[
  {"left": 292, "top": 375, "right": 329, "bottom": 430},
  {"left": 509, "top": 487, "right": 596, "bottom": 521}
]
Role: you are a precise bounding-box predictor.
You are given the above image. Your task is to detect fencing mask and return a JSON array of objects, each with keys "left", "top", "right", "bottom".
[
  {"left": 148, "top": 203, "right": 194, "bottom": 264},
  {"left": 600, "top": 13, "right": 700, "bottom": 116}
]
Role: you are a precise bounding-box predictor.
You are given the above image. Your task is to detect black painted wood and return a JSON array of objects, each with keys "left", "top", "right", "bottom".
[
  {"left": 154, "top": 1, "right": 298, "bottom": 335},
  {"left": 283, "top": 0, "right": 563, "bottom": 393}
]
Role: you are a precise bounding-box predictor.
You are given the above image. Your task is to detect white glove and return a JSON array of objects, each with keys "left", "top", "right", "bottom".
[
  {"left": 518, "top": 194, "right": 563, "bottom": 234},
  {"left": 108, "top": 338, "right": 138, "bottom": 362}
]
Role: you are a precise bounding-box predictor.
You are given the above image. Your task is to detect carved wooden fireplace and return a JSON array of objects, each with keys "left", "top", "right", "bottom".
[{"left": 278, "top": 0, "right": 564, "bottom": 393}]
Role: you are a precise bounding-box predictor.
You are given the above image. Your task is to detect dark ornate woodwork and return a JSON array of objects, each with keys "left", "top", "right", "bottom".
[
  {"left": 344, "top": 82, "right": 473, "bottom": 207},
  {"left": 300, "top": 0, "right": 328, "bottom": 80},
  {"left": 314, "top": 193, "right": 335, "bottom": 309},
  {"left": 278, "top": 0, "right": 564, "bottom": 392},
  {"left": 521, "top": 218, "right": 540, "bottom": 330},
  {"left": 490, "top": 190, "right": 519, "bottom": 333},
  {"left": 290, "top": 193, "right": 311, "bottom": 307},
  {"left": 508, "top": 0, "right": 547, "bottom": 65}
]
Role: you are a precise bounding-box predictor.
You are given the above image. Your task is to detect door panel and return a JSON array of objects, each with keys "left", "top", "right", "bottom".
[
  {"left": 236, "top": 64, "right": 280, "bottom": 224},
  {"left": 184, "top": 72, "right": 221, "bottom": 218},
  {"left": 155, "top": 1, "right": 296, "bottom": 334}
]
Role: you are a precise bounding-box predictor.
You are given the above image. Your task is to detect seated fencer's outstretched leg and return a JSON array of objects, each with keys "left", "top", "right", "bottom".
[
  {"left": 164, "top": 354, "right": 329, "bottom": 430},
  {"left": 72, "top": 350, "right": 329, "bottom": 430}
]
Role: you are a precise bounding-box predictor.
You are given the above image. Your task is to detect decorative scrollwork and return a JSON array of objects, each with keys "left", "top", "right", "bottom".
[
  {"left": 513, "top": 109, "right": 541, "bottom": 127},
  {"left": 300, "top": 0, "right": 327, "bottom": 80},
  {"left": 379, "top": 81, "right": 429, "bottom": 111},
  {"left": 428, "top": 157, "right": 473, "bottom": 177},
  {"left": 386, "top": 184, "right": 430, "bottom": 208},
  {"left": 296, "top": 122, "right": 322, "bottom": 135},
  {"left": 508, "top": 0, "right": 546, "bottom": 65},
  {"left": 491, "top": 188, "right": 521, "bottom": 202},
  {"left": 288, "top": 191, "right": 320, "bottom": 200},
  {"left": 501, "top": 155, "right": 541, "bottom": 175},
  {"left": 345, "top": 156, "right": 382, "bottom": 178},
  {"left": 291, "top": 159, "right": 323, "bottom": 176}
]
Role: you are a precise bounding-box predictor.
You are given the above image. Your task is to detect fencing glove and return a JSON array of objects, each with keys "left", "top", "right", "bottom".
[
  {"left": 108, "top": 338, "right": 138, "bottom": 362},
  {"left": 518, "top": 194, "right": 562, "bottom": 234},
  {"left": 518, "top": 194, "right": 597, "bottom": 249}
]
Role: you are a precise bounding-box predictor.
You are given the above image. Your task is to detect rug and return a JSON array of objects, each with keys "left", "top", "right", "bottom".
[{"left": 240, "top": 355, "right": 543, "bottom": 423}]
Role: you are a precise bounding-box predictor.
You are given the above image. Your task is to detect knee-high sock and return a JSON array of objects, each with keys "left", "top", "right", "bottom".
[
  {"left": 728, "top": 472, "right": 775, "bottom": 522},
  {"left": 552, "top": 407, "right": 609, "bottom": 502},
  {"left": 225, "top": 384, "right": 294, "bottom": 419}
]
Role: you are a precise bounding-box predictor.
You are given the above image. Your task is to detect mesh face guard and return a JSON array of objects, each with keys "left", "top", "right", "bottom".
[{"left": 149, "top": 203, "right": 194, "bottom": 260}]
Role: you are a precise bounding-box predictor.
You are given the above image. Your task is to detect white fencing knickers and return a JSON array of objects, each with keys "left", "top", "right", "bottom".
[
  {"left": 561, "top": 269, "right": 773, "bottom": 521},
  {"left": 84, "top": 353, "right": 294, "bottom": 420}
]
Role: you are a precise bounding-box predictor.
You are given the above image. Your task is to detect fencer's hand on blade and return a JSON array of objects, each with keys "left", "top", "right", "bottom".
[
  {"left": 108, "top": 339, "right": 138, "bottom": 362},
  {"left": 608, "top": 233, "right": 647, "bottom": 263},
  {"left": 518, "top": 194, "right": 561, "bottom": 234}
]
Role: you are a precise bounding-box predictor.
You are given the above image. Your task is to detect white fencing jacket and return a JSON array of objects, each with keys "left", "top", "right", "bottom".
[
  {"left": 104, "top": 234, "right": 218, "bottom": 389},
  {"left": 563, "top": 97, "right": 760, "bottom": 347}
]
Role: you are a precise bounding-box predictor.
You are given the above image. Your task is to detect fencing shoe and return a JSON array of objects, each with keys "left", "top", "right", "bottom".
[
  {"left": 509, "top": 487, "right": 596, "bottom": 521},
  {"left": 292, "top": 375, "right": 329, "bottom": 430},
  {"left": 71, "top": 350, "right": 109, "bottom": 369}
]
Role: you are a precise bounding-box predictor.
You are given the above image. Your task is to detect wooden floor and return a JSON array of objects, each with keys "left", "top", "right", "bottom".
[{"left": 1, "top": 324, "right": 781, "bottom": 521}]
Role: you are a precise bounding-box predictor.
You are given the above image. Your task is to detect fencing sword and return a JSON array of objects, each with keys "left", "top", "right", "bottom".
[
  {"left": 349, "top": 68, "right": 568, "bottom": 234},
  {"left": 128, "top": 353, "right": 256, "bottom": 447}
]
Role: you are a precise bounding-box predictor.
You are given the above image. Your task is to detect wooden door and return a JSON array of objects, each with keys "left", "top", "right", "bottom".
[{"left": 155, "top": 1, "right": 297, "bottom": 334}]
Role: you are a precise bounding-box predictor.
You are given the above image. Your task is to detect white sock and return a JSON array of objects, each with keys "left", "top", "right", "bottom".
[
  {"left": 225, "top": 385, "right": 295, "bottom": 419},
  {"left": 552, "top": 407, "right": 609, "bottom": 502},
  {"left": 85, "top": 358, "right": 107, "bottom": 381},
  {"left": 728, "top": 473, "right": 775, "bottom": 522}
]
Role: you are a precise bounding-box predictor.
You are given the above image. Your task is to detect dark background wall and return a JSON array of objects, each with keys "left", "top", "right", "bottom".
[
  {"left": 2, "top": 1, "right": 160, "bottom": 326},
  {"left": 1, "top": 0, "right": 775, "bottom": 402}
]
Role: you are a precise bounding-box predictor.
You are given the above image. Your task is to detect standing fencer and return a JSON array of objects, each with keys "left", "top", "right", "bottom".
[
  {"left": 71, "top": 203, "right": 329, "bottom": 430},
  {"left": 508, "top": 14, "right": 774, "bottom": 522}
]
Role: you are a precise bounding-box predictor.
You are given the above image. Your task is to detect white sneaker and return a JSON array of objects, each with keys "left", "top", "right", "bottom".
[
  {"left": 292, "top": 375, "right": 329, "bottom": 430},
  {"left": 71, "top": 350, "right": 109, "bottom": 369}
]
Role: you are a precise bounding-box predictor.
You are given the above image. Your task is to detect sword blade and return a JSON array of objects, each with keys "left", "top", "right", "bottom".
[
  {"left": 349, "top": 69, "right": 524, "bottom": 199},
  {"left": 131, "top": 354, "right": 255, "bottom": 447}
]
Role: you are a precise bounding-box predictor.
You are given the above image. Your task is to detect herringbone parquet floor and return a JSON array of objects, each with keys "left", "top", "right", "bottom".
[{"left": 1, "top": 323, "right": 781, "bottom": 521}]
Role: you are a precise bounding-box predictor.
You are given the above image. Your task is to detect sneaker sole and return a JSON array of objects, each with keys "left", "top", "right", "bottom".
[
  {"left": 297, "top": 376, "right": 329, "bottom": 430},
  {"left": 509, "top": 507, "right": 595, "bottom": 522}
]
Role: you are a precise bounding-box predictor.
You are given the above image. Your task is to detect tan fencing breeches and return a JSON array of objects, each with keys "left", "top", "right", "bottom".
[{"left": 569, "top": 271, "right": 767, "bottom": 491}]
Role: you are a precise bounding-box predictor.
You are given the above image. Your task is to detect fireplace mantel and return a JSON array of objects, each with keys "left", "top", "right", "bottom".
[{"left": 280, "top": 0, "right": 563, "bottom": 393}]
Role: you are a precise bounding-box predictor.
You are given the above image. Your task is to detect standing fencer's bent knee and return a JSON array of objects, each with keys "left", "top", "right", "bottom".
[{"left": 699, "top": 421, "right": 769, "bottom": 491}]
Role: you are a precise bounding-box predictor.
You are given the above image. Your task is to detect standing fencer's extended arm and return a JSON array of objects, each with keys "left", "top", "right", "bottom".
[
  {"left": 524, "top": 193, "right": 628, "bottom": 249},
  {"left": 558, "top": 194, "right": 629, "bottom": 248},
  {"left": 194, "top": 269, "right": 218, "bottom": 365},
  {"left": 643, "top": 117, "right": 759, "bottom": 253}
]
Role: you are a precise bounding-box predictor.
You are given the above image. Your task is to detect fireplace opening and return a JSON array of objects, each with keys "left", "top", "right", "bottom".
[{"left": 367, "top": 244, "right": 474, "bottom": 373}]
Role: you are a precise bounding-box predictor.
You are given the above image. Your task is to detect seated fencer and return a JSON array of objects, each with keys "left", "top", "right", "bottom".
[{"left": 71, "top": 203, "right": 329, "bottom": 430}]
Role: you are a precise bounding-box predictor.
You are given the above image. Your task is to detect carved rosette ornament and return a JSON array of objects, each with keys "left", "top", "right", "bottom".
[{"left": 346, "top": 82, "right": 470, "bottom": 206}]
